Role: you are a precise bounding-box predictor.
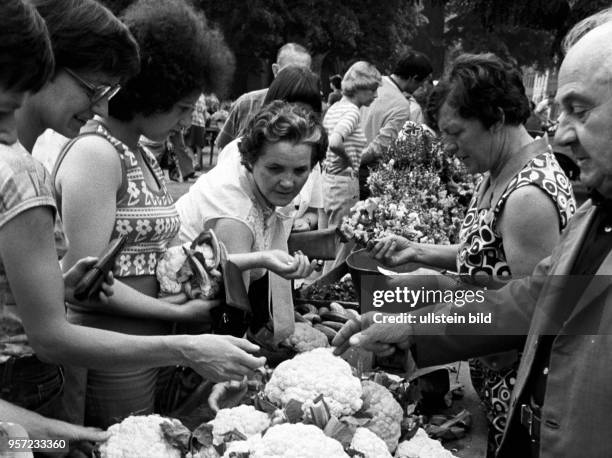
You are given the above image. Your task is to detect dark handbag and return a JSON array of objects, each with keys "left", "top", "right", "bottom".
[{"left": 209, "top": 241, "right": 252, "bottom": 337}]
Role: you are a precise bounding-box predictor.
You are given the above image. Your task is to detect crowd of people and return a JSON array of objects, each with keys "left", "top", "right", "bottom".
[{"left": 1, "top": 0, "right": 612, "bottom": 457}]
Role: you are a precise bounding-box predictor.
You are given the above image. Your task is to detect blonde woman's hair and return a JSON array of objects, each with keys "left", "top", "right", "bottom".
[{"left": 341, "top": 61, "right": 382, "bottom": 97}]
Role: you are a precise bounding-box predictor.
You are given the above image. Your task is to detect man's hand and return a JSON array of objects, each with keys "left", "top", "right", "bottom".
[
  {"left": 64, "top": 257, "right": 114, "bottom": 305},
  {"left": 332, "top": 311, "right": 414, "bottom": 356}
]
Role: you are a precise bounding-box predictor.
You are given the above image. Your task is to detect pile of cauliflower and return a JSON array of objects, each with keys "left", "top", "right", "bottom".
[
  {"left": 98, "top": 349, "right": 457, "bottom": 458},
  {"left": 156, "top": 230, "right": 223, "bottom": 299}
]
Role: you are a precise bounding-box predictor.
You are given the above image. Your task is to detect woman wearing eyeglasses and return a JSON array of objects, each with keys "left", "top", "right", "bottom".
[
  {"left": 51, "top": 0, "right": 266, "bottom": 428},
  {"left": 16, "top": 2, "right": 131, "bottom": 153}
]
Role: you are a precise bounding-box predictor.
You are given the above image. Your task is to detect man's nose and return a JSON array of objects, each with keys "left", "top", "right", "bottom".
[{"left": 554, "top": 112, "right": 576, "bottom": 146}]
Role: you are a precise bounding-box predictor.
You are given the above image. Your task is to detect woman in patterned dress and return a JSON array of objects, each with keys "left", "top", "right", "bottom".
[
  {"left": 369, "top": 53, "right": 576, "bottom": 455},
  {"left": 52, "top": 0, "right": 266, "bottom": 428}
]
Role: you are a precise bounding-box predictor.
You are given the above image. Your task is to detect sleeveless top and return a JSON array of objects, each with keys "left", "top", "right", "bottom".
[
  {"left": 0, "top": 142, "right": 68, "bottom": 362},
  {"left": 457, "top": 146, "right": 576, "bottom": 279},
  {"left": 54, "top": 123, "right": 180, "bottom": 278}
]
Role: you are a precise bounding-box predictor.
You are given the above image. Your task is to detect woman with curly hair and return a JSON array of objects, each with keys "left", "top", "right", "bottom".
[
  {"left": 52, "top": 0, "right": 265, "bottom": 428},
  {"left": 176, "top": 101, "right": 326, "bottom": 345},
  {"left": 216, "top": 65, "right": 324, "bottom": 232}
]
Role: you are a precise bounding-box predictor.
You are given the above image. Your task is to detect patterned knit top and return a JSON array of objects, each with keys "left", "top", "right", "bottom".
[
  {"left": 54, "top": 123, "right": 180, "bottom": 278},
  {"left": 457, "top": 145, "right": 576, "bottom": 279}
]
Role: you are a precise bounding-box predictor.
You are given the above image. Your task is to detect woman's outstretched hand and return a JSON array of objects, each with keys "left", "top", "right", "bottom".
[
  {"left": 367, "top": 235, "right": 417, "bottom": 267},
  {"left": 181, "top": 334, "right": 266, "bottom": 382},
  {"left": 263, "top": 249, "right": 316, "bottom": 279}
]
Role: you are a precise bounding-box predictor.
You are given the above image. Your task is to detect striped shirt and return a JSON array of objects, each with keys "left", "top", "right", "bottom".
[{"left": 323, "top": 98, "right": 366, "bottom": 174}]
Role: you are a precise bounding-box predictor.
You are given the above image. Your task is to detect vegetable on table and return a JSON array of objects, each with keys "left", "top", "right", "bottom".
[
  {"left": 350, "top": 427, "right": 392, "bottom": 458},
  {"left": 210, "top": 405, "right": 270, "bottom": 445},
  {"left": 98, "top": 415, "right": 184, "bottom": 458},
  {"left": 264, "top": 348, "right": 363, "bottom": 418},
  {"left": 156, "top": 230, "right": 223, "bottom": 300},
  {"left": 281, "top": 322, "right": 329, "bottom": 353},
  {"left": 250, "top": 423, "right": 348, "bottom": 458}
]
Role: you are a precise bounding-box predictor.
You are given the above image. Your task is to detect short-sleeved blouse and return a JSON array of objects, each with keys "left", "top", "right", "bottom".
[
  {"left": 0, "top": 142, "right": 68, "bottom": 362},
  {"left": 457, "top": 141, "right": 576, "bottom": 278},
  {"left": 53, "top": 123, "right": 180, "bottom": 278}
]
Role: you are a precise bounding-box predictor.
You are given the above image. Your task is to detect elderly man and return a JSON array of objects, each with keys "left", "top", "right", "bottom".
[
  {"left": 215, "top": 42, "right": 311, "bottom": 150},
  {"left": 334, "top": 13, "right": 612, "bottom": 458}
]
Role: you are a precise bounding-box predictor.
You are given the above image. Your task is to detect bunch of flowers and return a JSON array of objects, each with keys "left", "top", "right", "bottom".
[
  {"left": 341, "top": 121, "right": 477, "bottom": 245},
  {"left": 340, "top": 169, "right": 464, "bottom": 245}
]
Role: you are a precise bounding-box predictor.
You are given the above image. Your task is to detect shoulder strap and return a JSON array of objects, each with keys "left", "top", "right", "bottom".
[{"left": 51, "top": 130, "right": 127, "bottom": 216}]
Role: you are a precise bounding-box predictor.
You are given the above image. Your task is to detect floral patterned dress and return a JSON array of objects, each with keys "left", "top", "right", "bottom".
[{"left": 457, "top": 144, "right": 576, "bottom": 455}]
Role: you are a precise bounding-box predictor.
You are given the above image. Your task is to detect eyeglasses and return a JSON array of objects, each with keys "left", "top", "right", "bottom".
[{"left": 64, "top": 68, "right": 121, "bottom": 105}]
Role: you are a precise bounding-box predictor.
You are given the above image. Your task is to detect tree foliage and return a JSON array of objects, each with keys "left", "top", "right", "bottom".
[
  {"left": 444, "top": 0, "right": 572, "bottom": 68},
  {"left": 194, "top": 0, "right": 424, "bottom": 70}
]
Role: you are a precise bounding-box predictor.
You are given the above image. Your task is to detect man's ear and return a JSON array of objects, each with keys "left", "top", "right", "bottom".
[{"left": 271, "top": 63, "right": 280, "bottom": 78}]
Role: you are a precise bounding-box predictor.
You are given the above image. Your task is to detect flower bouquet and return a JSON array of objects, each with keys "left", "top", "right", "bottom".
[
  {"left": 340, "top": 121, "right": 475, "bottom": 246},
  {"left": 340, "top": 177, "right": 464, "bottom": 246}
]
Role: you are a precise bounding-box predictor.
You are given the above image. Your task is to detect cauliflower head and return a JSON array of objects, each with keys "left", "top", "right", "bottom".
[
  {"left": 156, "top": 246, "right": 189, "bottom": 294},
  {"left": 283, "top": 322, "right": 329, "bottom": 353},
  {"left": 395, "top": 428, "right": 457, "bottom": 458},
  {"left": 222, "top": 435, "right": 263, "bottom": 457},
  {"left": 361, "top": 380, "right": 404, "bottom": 453},
  {"left": 350, "top": 427, "right": 392, "bottom": 458},
  {"left": 264, "top": 348, "right": 362, "bottom": 417},
  {"left": 98, "top": 415, "right": 182, "bottom": 458},
  {"left": 211, "top": 405, "right": 270, "bottom": 444},
  {"left": 251, "top": 423, "right": 348, "bottom": 458}
]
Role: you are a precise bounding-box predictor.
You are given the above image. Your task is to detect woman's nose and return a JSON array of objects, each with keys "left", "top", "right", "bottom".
[{"left": 279, "top": 176, "right": 294, "bottom": 188}]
